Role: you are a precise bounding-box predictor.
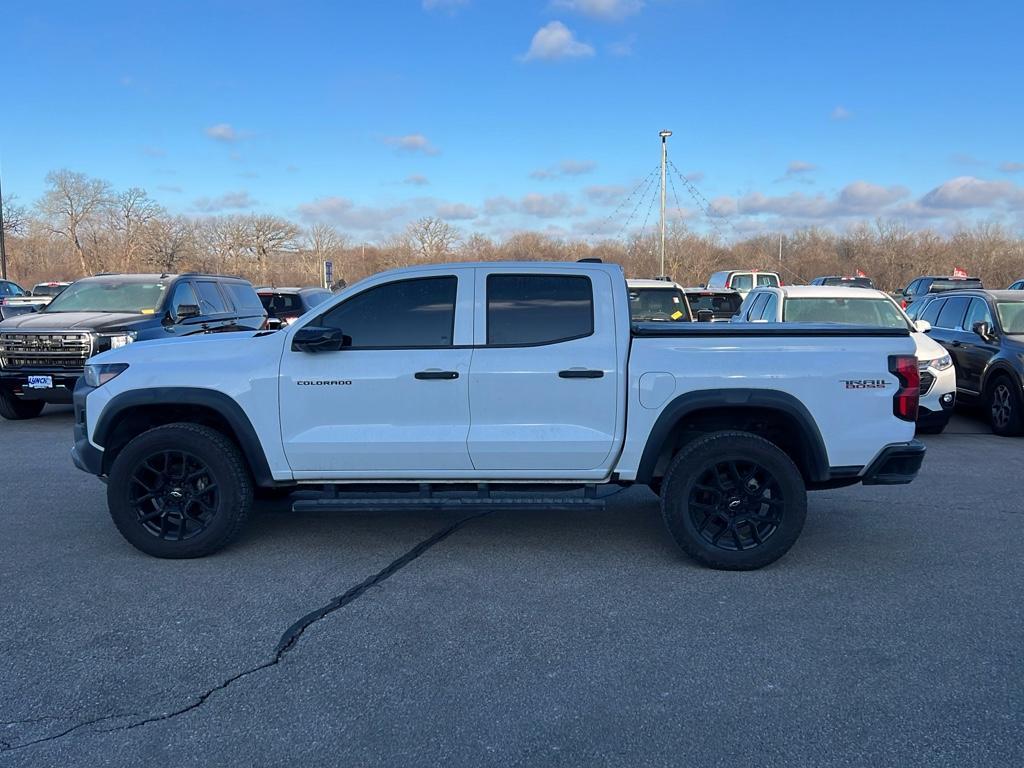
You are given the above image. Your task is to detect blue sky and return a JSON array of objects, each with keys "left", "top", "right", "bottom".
[{"left": 3, "top": 0, "right": 1023, "bottom": 241}]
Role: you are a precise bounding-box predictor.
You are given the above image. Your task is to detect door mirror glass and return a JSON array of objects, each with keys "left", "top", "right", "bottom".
[
  {"left": 972, "top": 321, "right": 992, "bottom": 340},
  {"left": 696, "top": 309, "right": 714, "bottom": 323},
  {"left": 292, "top": 325, "right": 347, "bottom": 352},
  {"left": 914, "top": 319, "right": 932, "bottom": 333},
  {"left": 176, "top": 303, "right": 201, "bottom": 320}
]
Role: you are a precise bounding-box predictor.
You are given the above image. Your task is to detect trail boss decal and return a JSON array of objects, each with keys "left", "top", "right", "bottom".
[
  {"left": 297, "top": 380, "right": 352, "bottom": 386},
  {"left": 842, "top": 379, "right": 889, "bottom": 389}
]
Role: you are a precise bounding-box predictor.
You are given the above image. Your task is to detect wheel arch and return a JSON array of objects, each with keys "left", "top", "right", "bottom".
[
  {"left": 981, "top": 358, "right": 1023, "bottom": 394},
  {"left": 94, "top": 388, "right": 275, "bottom": 486},
  {"left": 635, "top": 389, "right": 830, "bottom": 486}
]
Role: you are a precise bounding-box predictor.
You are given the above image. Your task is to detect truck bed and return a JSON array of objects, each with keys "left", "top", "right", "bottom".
[{"left": 631, "top": 322, "right": 911, "bottom": 338}]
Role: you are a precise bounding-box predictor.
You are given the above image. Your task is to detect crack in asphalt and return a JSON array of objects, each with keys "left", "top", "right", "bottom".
[{"left": 1, "top": 510, "right": 490, "bottom": 753}]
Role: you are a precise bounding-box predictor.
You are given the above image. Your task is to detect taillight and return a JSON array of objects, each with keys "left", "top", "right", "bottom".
[
  {"left": 900, "top": 300, "right": 908, "bottom": 309},
  {"left": 889, "top": 354, "right": 920, "bottom": 421}
]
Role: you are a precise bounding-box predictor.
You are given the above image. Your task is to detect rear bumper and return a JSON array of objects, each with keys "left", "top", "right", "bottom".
[
  {"left": 71, "top": 379, "right": 103, "bottom": 476},
  {"left": 860, "top": 440, "right": 926, "bottom": 485}
]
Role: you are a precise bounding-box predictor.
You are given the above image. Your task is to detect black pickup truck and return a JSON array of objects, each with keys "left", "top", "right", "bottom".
[{"left": 0, "top": 272, "right": 266, "bottom": 419}]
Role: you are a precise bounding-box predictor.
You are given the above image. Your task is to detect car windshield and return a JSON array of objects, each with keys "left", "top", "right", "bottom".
[
  {"left": 996, "top": 302, "right": 1024, "bottom": 334},
  {"left": 783, "top": 297, "right": 910, "bottom": 329},
  {"left": 43, "top": 280, "right": 167, "bottom": 313},
  {"left": 628, "top": 287, "right": 689, "bottom": 321},
  {"left": 930, "top": 278, "right": 982, "bottom": 292},
  {"left": 32, "top": 284, "right": 68, "bottom": 297},
  {"left": 686, "top": 292, "right": 742, "bottom": 317}
]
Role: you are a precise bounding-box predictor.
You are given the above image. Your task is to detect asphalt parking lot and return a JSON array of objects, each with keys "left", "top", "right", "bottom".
[{"left": 1, "top": 406, "right": 1022, "bottom": 767}]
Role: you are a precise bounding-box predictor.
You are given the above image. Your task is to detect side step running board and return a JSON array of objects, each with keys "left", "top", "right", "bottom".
[{"left": 292, "top": 496, "right": 606, "bottom": 513}]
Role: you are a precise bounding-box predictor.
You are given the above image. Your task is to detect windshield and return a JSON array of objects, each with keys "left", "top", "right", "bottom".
[
  {"left": 996, "top": 302, "right": 1024, "bottom": 334},
  {"left": 783, "top": 297, "right": 910, "bottom": 329},
  {"left": 44, "top": 280, "right": 167, "bottom": 313},
  {"left": 687, "top": 292, "right": 742, "bottom": 317},
  {"left": 32, "top": 284, "right": 68, "bottom": 297},
  {"left": 930, "top": 278, "right": 982, "bottom": 292},
  {"left": 628, "top": 287, "right": 690, "bottom": 321}
]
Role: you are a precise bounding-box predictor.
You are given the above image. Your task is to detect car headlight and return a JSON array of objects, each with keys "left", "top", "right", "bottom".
[
  {"left": 922, "top": 354, "right": 953, "bottom": 371},
  {"left": 84, "top": 362, "right": 129, "bottom": 388},
  {"left": 105, "top": 331, "right": 137, "bottom": 349}
]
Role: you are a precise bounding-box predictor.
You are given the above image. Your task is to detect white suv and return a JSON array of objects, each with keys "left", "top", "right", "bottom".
[{"left": 735, "top": 285, "right": 957, "bottom": 433}]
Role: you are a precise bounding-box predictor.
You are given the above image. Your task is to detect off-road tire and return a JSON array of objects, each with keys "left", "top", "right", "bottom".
[
  {"left": 661, "top": 430, "right": 807, "bottom": 570},
  {"left": 107, "top": 423, "right": 253, "bottom": 558}
]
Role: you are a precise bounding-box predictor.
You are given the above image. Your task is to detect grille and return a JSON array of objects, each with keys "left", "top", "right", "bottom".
[
  {"left": 919, "top": 370, "right": 936, "bottom": 395},
  {"left": 0, "top": 332, "right": 93, "bottom": 370}
]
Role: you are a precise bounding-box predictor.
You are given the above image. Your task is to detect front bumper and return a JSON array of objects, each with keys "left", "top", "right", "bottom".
[
  {"left": 0, "top": 369, "right": 81, "bottom": 403},
  {"left": 71, "top": 379, "right": 103, "bottom": 476},
  {"left": 861, "top": 440, "right": 926, "bottom": 485}
]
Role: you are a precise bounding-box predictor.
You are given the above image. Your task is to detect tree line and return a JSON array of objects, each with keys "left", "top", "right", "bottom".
[{"left": 3, "top": 169, "right": 1023, "bottom": 291}]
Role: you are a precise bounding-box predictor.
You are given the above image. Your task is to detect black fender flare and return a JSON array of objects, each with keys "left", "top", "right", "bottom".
[
  {"left": 635, "top": 388, "right": 831, "bottom": 484},
  {"left": 94, "top": 387, "right": 276, "bottom": 486}
]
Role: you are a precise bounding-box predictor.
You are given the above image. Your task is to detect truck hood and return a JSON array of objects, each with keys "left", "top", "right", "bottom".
[
  {"left": 91, "top": 329, "right": 281, "bottom": 365},
  {"left": 0, "top": 311, "right": 147, "bottom": 332}
]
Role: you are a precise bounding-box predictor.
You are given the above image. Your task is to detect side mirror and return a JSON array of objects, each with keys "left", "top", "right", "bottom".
[
  {"left": 914, "top": 320, "right": 932, "bottom": 333},
  {"left": 696, "top": 309, "right": 714, "bottom": 323},
  {"left": 176, "top": 303, "right": 201, "bottom": 320},
  {"left": 972, "top": 321, "right": 993, "bottom": 341},
  {"left": 292, "top": 325, "right": 346, "bottom": 353}
]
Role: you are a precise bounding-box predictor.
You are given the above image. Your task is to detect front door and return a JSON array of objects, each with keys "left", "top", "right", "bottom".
[
  {"left": 280, "top": 270, "right": 475, "bottom": 476},
  {"left": 467, "top": 269, "right": 621, "bottom": 474},
  {"left": 959, "top": 297, "right": 1000, "bottom": 394}
]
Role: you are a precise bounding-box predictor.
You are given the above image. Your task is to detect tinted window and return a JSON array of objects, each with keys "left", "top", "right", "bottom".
[
  {"left": 260, "top": 292, "right": 302, "bottom": 314},
  {"left": 487, "top": 274, "right": 593, "bottom": 345},
  {"left": 1010, "top": 281, "right": 1024, "bottom": 291},
  {"left": 194, "top": 281, "right": 228, "bottom": 314},
  {"left": 756, "top": 274, "right": 780, "bottom": 287},
  {"left": 935, "top": 296, "right": 970, "bottom": 329},
  {"left": 319, "top": 276, "right": 457, "bottom": 348},
  {"left": 906, "top": 279, "right": 924, "bottom": 296},
  {"left": 930, "top": 278, "right": 983, "bottom": 293},
  {"left": 168, "top": 282, "right": 199, "bottom": 314},
  {"left": 628, "top": 287, "right": 689, "bottom": 322},
  {"left": 686, "top": 292, "right": 742, "bottom": 318},
  {"left": 744, "top": 293, "right": 769, "bottom": 320},
  {"left": 996, "top": 302, "right": 1024, "bottom": 334},
  {"left": 920, "top": 298, "right": 945, "bottom": 326},
  {"left": 0, "top": 281, "right": 25, "bottom": 297},
  {"left": 224, "top": 282, "right": 264, "bottom": 312},
  {"left": 963, "top": 298, "right": 993, "bottom": 331},
  {"left": 759, "top": 293, "right": 779, "bottom": 320},
  {"left": 782, "top": 298, "right": 908, "bottom": 328},
  {"left": 819, "top": 276, "right": 874, "bottom": 288},
  {"left": 731, "top": 274, "right": 753, "bottom": 291}
]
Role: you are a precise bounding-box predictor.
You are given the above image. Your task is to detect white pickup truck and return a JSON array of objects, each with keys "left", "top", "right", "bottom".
[{"left": 72, "top": 261, "right": 925, "bottom": 569}]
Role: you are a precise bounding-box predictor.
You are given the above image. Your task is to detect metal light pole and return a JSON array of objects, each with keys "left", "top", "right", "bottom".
[
  {"left": 658, "top": 130, "right": 672, "bottom": 278},
  {"left": 0, "top": 168, "right": 7, "bottom": 280}
]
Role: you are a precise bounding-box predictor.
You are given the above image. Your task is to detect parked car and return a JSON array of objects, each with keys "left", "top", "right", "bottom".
[
  {"left": 912, "top": 289, "right": 1024, "bottom": 435},
  {"left": 734, "top": 285, "right": 956, "bottom": 433},
  {"left": 809, "top": 275, "right": 875, "bottom": 289},
  {"left": 682, "top": 287, "right": 743, "bottom": 322},
  {"left": 706, "top": 270, "right": 780, "bottom": 299},
  {"left": 73, "top": 260, "right": 925, "bottom": 569},
  {"left": 1008, "top": 279, "right": 1024, "bottom": 290},
  {"left": 0, "top": 279, "right": 27, "bottom": 301},
  {"left": 1, "top": 281, "right": 73, "bottom": 312},
  {"left": 897, "top": 275, "right": 983, "bottom": 310},
  {"left": 258, "top": 287, "right": 333, "bottom": 329},
  {"left": 0, "top": 272, "right": 266, "bottom": 420},
  {"left": 626, "top": 279, "right": 691, "bottom": 322}
]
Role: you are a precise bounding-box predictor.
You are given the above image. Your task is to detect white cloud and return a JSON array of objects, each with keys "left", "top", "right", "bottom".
[
  {"left": 530, "top": 158, "right": 597, "bottom": 179},
  {"left": 999, "top": 161, "right": 1024, "bottom": 173},
  {"left": 384, "top": 134, "right": 440, "bottom": 155},
  {"left": 919, "top": 176, "right": 1024, "bottom": 210},
  {"left": 837, "top": 181, "right": 910, "bottom": 210},
  {"left": 552, "top": 0, "right": 644, "bottom": 21},
  {"left": 583, "top": 184, "right": 627, "bottom": 205},
  {"left": 830, "top": 106, "right": 852, "bottom": 121},
  {"left": 784, "top": 160, "right": 817, "bottom": 177},
  {"left": 709, "top": 181, "right": 909, "bottom": 220},
  {"left": 436, "top": 202, "right": 478, "bottom": 220},
  {"left": 296, "top": 196, "right": 408, "bottom": 230},
  {"left": 404, "top": 174, "right": 430, "bottom": 186},
  {"left": 683, "top": 170, "right": 705, "bottom": 183},
  {"left": 205, "top": 123, "right": 241, "bottom": 142},
  {"left": 484, "top": 193, "right": 575, "bottom": 218},
  {"left": 193, "top": 191, "right": 256, "bottom": 212},
  {"left": 523, "top": 21, "right": 595, "bottom": 61}
]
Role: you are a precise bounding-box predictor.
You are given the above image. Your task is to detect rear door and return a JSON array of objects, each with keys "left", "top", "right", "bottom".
[
  {"left": 280, "top": 269, "right": 474, "bottom": 475},
  {"left": 467, "top": 268, "right": 620, "bottom": 473}
]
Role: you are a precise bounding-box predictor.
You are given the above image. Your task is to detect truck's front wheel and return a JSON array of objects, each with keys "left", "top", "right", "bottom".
[
  {"left": 0, "top": 388, "right": 45, "bottom": 420},
  {"left": 661, "top": 431, "right": 806, "bottom": 570},
  {"left": 107, "top": 423, "right": 253, "bottom": 558}
]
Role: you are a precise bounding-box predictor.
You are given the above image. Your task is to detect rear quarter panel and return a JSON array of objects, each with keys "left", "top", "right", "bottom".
[{"left": 617, "top": 334, "right": 918, "bottom": 478}]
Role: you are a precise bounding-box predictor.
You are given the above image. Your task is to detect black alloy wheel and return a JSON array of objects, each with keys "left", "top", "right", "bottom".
[
  {"left": 129, "top": 450, "right": 220, "bottom": 541},
  {"left": 688, "top": 459, "right": 784, "bottom": 552}
]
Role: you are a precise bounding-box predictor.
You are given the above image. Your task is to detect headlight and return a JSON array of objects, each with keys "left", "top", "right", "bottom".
[
  {"left": 922, "top": 354, "right": 953, "bottom": 371},
  {"left": 105, "top": 331, "right": 137, "bottom": 349},
  {"left": 84, "top": 363, "right": 129, "bottom": 388}
]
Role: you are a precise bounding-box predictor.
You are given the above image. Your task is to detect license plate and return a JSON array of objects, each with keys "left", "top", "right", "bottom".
[{"left": 27, "top": 375, "right": 53, "bottom": 389}]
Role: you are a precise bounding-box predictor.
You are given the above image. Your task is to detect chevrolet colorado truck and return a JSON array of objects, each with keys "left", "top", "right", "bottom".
[{"left": 72, "top": 261, "right": 926, "bottom": 570}]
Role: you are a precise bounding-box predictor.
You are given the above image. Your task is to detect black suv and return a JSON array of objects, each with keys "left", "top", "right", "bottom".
[
  {"left": 0, "top": 273, "right": 266, "bottom": 419},
  {"left": 898, "top": 275, "right": 983, "bottom": 310},
  {"left": 916, "top": 289, "right": 1024, "bottom": 435},
  {"left": 257, "top": 286, "right": 332, "bottom": 329}
]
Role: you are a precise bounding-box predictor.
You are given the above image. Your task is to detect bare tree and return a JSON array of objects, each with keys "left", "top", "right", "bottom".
[
  {"left": 2, "top": 195, "right": 28, "bottom": 237},
  {"left": 243, "top": 215, "right": 299, "bottom": 283},
  {"left": 111, "top": 188, "right": 164, "bottom": 271},
  {"left": 36, "top": 170, "right": 113, "bottom": 276},
  {"left": 299, "top": 223, "right": 348, "bottom": 286},
  {"left": 406, "top": 217, "right": 460, "bottom": 261},
  {"left": 144, "top": 216, "right": 195, "bottom": 273}
]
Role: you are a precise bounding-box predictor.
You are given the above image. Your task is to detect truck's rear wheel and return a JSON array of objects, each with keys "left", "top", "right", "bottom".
[
  {"left": 107, "top": 423, "right": 253, "bottom": 558},
  {"left": 661, "top": 431, "right": 806, "bottom": 570},
  {"left": 0, "top": 389, "right": 45, "bottom": 420}
]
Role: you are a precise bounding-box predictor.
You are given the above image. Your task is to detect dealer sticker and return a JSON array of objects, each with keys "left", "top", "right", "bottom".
[{"left": 27, "top": 376, "right": 53, "bottom": 389}]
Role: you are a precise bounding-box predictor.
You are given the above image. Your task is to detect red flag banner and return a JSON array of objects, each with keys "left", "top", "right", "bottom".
[{"left": 952, "top": 267, "right": 968, "bottom": 278}]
